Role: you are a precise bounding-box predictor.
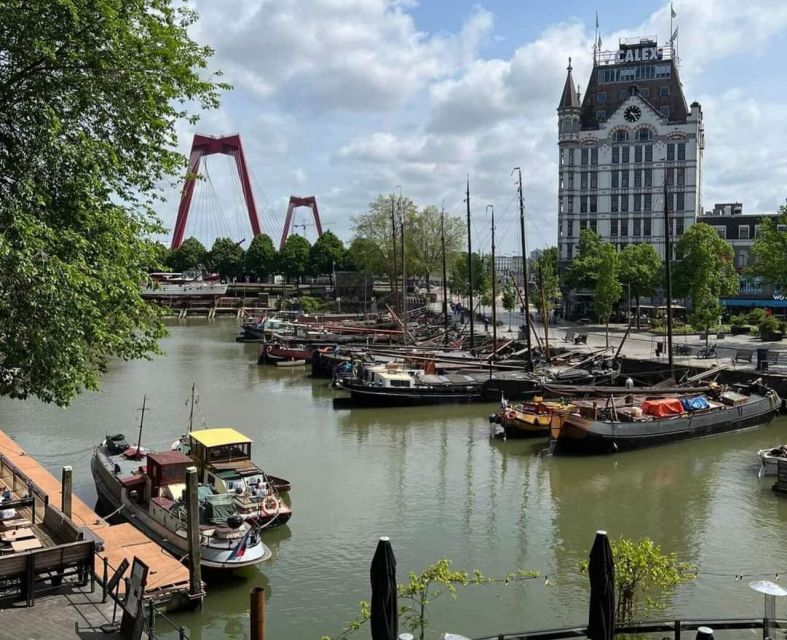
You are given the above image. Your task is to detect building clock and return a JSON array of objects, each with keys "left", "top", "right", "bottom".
[{"left": 624, "top": 105, "right": 642, "bottom": 122}]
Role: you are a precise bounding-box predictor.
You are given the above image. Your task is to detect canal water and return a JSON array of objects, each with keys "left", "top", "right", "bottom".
[{"left": 1, "top": 319, "right": 786, "bottom": 639}]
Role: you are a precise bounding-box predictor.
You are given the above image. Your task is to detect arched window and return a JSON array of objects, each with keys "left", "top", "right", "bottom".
[
  {"left": 612, "top": 129, "right": 629, "bottom": 142},
  {"left": 636, "top": 128, "right": 653, "bottom": 141}
]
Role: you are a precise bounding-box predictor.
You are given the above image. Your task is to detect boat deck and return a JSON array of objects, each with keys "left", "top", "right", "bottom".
[{"left": 0, "top": 430, "right": 198, "bottom": 609}]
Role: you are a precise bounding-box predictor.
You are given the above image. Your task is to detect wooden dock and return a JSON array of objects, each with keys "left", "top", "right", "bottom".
[{"left": 0, "top": 430, "right": 200, "bottom": 611}]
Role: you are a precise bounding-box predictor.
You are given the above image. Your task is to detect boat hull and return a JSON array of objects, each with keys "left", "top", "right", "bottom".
[
  {"left": 758, "top": 448, "right": 787, "bottom": 476},
  {"left": 551, "top": 393, "right": 780, "bottom": 455},
  {"left": 91, "top": 448, "right": 272, "bottom": 570},
  {"left": 336, "top": 380, "right": 484, "bottom": 406}
]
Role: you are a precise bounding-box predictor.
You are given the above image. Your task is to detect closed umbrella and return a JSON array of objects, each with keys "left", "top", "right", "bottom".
[
  {"left": 370, "top": 536, "right": 398, "bottom": 640},
  {"left": 587, "top": 530, "right": 615, "bottom": 640}
]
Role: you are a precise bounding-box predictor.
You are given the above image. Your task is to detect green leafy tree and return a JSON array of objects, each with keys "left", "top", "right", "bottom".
[
  {"left": 673, "top": 223, "right": 738, "bottom": 345},
  {"left": 501, "top": 281, "right": 517, "bottom": 331},
  {"left": 450, "top": 252, "right": 492, "bottom": 314},
  {"left": 345, "top": 237, "right": 385, "bottom": 274},
  {"left": 564, "top": 228, "right": 604, "bottom": 290},
  {"left": 749, "top": 205, "right": 787, "bottom": 291},
  {"left": 309, "top": 231, "right": 346, "bottom": 276},
  {"left": 166, "top": 237, "right": 208, "bottom": 273},
  {"left": 532, "top": 247, "right": 560, "bottom": 356},
  {"left": 245, "top": 234, "right": 277, "bottom": 281},
  {"left": 0, "top": 0, "right": 224, "bottom": 405},
  {"left": 278, "top": 234, "right": 311, "bottom": 283},
  {"left": 143, "top": 241, "right": 171, "bottom": 273},
  {"left": 594, "top": 243, "right": 623, "bottom": 347},
  {"left": 619, "top": 243, "right": 662, "bottom": 329},
  {"left": 207, "top": 237, "right": 244, "bottom": 281},
  {"left": 408, "top": 206, "right": 465, "bottom": 292}
]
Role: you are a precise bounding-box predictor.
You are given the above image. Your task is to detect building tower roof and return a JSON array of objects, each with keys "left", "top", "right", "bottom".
[{"left": 558, "top": 58, "right": 580, "bottom": 110}]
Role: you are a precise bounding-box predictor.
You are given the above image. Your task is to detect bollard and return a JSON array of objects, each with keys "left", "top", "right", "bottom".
[
  {"left": 179, "top": 625, "right": 187, "bottom": 640},
  {"left": 185, "top": 467, "right": 202, "bottom": 598},
  {"left": 695, "top": 626, "right": 713, "bottom": 640},
  {"left": 61, "top": 466, "right": 72, "bottom": 519},
  {"left": 250, "top": 587, "right": 265, "bottom": 640},
  {"left": 102, "top": 557, "right": 108, "bottom": 603}
]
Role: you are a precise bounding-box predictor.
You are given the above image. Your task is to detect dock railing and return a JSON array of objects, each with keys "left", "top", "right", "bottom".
[
  {"left": 474, "top": 617, "right": 787, "bottom": 640},
  {"left": 0, "top": 452, "right": 49, "bottom": 524}
]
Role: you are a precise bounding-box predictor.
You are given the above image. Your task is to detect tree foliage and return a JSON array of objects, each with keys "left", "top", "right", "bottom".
[
  {"left": 309, "top": 230, "right": 346, "bottom": 276},
  {"left": 345, "top": 237, "right": 385, "bottom": 274},
  {"left": 0, "top": 0, "right": 225, "bottom": 404},
  {"left": 407, "top": 206, "right": 464, "bottom": 291},
  {"left": 450, "top": 252, "right": 492, "bottom": 301},
  {"left": 532, "top": 247, "right": 560, "bottom": 317},
  {"left": 278, "top": 234, "right": 311, "bottom": 282},
  {"left": 166, "top": 237, "right": 208, "bottom": 273},
  {"left": 594, "top": 243, "right": 622, "bottom": 321},
  {"left": 564, "top": 229, "right": 604, "bottom": 290},
  {"left": 501, "top": 281, "right": 517, "bottom": 330},
  {"left": 619, "top": 243, "right": 662, "bottom": 328},
  {"left": 672, "top": 223, "right": 738, "bottom": 335},
  {"left": 749, "top": 206, "right": 787, "bottom": 291},
  {"left": 207, "top": 237, "right": 244, "bottom": 280},
  {"left": 245, "top": 234, "right": 277, "bottom": 281}
]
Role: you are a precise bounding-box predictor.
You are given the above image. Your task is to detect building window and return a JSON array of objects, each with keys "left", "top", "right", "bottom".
[
  {"left": 677, "top": 167, "right": 685, "bottom": 186},
  {"left": 581, "top": 172, "right": 588, "bottom": 189},
  {"left": 597, "top": 91, "right": 607, "bottom": 103},
  {"left": 613, "top": 130, "right": 629, "bottom": 142},
  {"left": 667, "top": 144, "right": 675, "bottom": 161},
  {"left": 612, "top": 171, "right": 619, "bottom": 188},
  {"left": 635, "top": 145, "right": 643, "bottom": 163},
  {"left": 660, "top": 105, "right": 670, "bottom": 118},
  {"left": 611, "top": 218, "right": 618, "bottom": 236},
  {"left": 643, "top": 218, "right": 651, "bottom": 236},
  {"left": 622, "top": 146, "right": 630, "bottom": 163},
  {"left": 560, "top": 174, "right": 564, "bottom": 190},
  {"left": 739, "top": 225, "right": 750, "bottom": 240},
  {"left": 621, "top": 170, "right": 629, "bottom": 188},
  {"left": 675, "top": 216, "right": 684, "bottom": 236},
  {"left": 568, "top": 172, "right": 574, "bottom": 188},
  {"left": 618, "top": 89, "right": 628, "bottom": 100},
  {"left": 634, "top": 169, "right": 642, "bottom": 187},
  {"left": 621, "top": 195, "right": 629, "bottom": 212},
  {"left": 644, "top": 168, "right": 652, "bottom": 187},
  {"left": 581, "top": 197, "right": 587, "bottom": 213},
  {"left": 567, "top": 244, "right": 573, "bottom": 260},
  {"left": 567, "top": 196, "right": 574, "bottom": 213},
  {"left": 591, "top": 172, "right": 598, "bottom": 189},
  {"left": 676, "top": 191, "right": 685, "bottom": 211},
  {"left": 645, "top": 145, "right": 653, "bottom": 162},
  {"left": 677, "top": 143, "right": 686, "bottom": 160},
  {"left": 633, "top": 217, "right": 641, "bottom": 236},
  {"left": 612, "top": 147, "right": 619, "bottom": 164},
  {"left": 621, "top": 218, "right": 628, "bottom": 235},
  {"left": 713, "top": 225, "right": 726, "bottom": 239},
  {"left": 666, "top": 168, "right": 674, "bottom": 185},
  {"left": 591, "top": 148, "right": 598, "bottom": 165},
  {"left": 568, "top": 149, "right": 575, "bottom": 165},
  {"left": 655, "top": 64, "right": 671, "bottom": 78},
  {"left": 634, "top": 194, "right": 642, "bottom": 212},
  {"left": 778, "top": 224, "right": 787, "bottom": 233},
  {"left": 596, "top": 111, "right": 606, "bottom": 122},
  {"left": 636, "top": 128, "right": 652, "bottom": 141},
  {"left": 755, "top": 224, "right": 763, "bottom": 237},
  {"left": 611, "top": 194, "right": 618, "bottom": 212},
  {"left": 737, "top": 252, "right": 748, "bottom": 267},
  {"left": 590, "top": 195, "right": 597, "bottom": 213},
  {"left": 659, "top": 86, "right": 670, "bottom": 97},
  {"left": 644, "top": 193, "right": 652, "bottom": 212},
  {"left": 581, "top": 148, "right": 589, "bottom": 165},
  {"left": 559, "top": 197, "right": 564, "bottom": 213},
  {"left": 589, "top": 219, "right": 597, "bottom": 233}
]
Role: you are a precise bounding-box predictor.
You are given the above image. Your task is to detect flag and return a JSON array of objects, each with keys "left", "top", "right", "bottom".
[
  {"left": 671, "top": 26, "right": 679, "bottom": 41},
  {"left": 671, "top": 3, "right": 677, "bottom": 18},
  {"left": 229, "top": 529, "right": 251, "bottom": 560},
  {"left": 595, "top": 12, "right": 599, "bottom": 30},
  {"left": 598, "top": 35, "right": 603, "bottom": 49}
]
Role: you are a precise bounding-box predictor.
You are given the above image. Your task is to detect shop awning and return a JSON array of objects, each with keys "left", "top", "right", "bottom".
[{"left": 721, "top": 298, "right": 787, "bottom": 308}]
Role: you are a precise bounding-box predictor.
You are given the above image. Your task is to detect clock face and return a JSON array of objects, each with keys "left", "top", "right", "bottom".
[{"left": 624, "top": 105, "right": 642, "bottom": 122}]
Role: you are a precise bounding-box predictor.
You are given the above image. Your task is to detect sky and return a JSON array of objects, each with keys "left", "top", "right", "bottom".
[{"left": 159, "top": 0, "right": 787, "bottom": 256}]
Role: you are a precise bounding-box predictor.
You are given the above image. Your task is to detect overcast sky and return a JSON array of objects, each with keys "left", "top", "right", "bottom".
[{"left": 160, "top": 0, "right": 787, "bottom": 256}]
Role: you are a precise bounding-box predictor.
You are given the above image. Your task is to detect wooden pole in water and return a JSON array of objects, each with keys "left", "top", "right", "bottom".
[
  {"left": 250, "top": 587, "right": 265, "bottom": 640},
  {"left": 185, "top": 466, "right": 202, "bottom": 598},
  {"left": 61, "top": 466, "right": 72, "bottom": 519}
]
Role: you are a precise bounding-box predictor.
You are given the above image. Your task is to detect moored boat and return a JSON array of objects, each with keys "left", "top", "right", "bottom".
[
  {"left": 758, "top": 444, "right": 787, "bottom": 476},
  {"left": 490, "top": 397, "right": 576, "bottom": 439},
  {"left": 548, "top": 380, "right": 781, "bottom": 455}
]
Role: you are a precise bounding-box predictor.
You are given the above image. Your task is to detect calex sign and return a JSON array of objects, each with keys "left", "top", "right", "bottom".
[{"left": 618, "top": 47, "right": 663, "bottom": 63}]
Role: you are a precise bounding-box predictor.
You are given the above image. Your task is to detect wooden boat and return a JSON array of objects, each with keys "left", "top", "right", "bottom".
[
  {"left": 275, "top": 359, "right": 306, "bottom": 367},
  {"left": 758, "top": 445, "right": 787, "bottom": 476},
  {"left": 258, "top": 341, "right": 313, "bottom": 364},
  {"left": 91, "top": 435, "right": 273, "bottom": 570},
  {"left": 490, "top": 398, "right": 576, "bottom": 439},
  {"left": 334, "top": 362, "right": 486, "bottom": 406},
  {"left": 548, "top": 380, "right": 781, "bottom": 455}
]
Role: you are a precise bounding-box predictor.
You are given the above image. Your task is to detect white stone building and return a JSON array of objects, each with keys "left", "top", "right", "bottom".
[{"left": 557, "top": 36, "right": 704, "bottom": 263}]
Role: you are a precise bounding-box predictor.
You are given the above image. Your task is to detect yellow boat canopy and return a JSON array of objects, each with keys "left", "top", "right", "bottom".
[{"left": 189, "top": 428, "right": 251, "bottom": 449}]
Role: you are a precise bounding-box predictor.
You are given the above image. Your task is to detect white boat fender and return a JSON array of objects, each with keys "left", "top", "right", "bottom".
[{"left": 611, "top": 441, "right": 619, "bottom": 453}]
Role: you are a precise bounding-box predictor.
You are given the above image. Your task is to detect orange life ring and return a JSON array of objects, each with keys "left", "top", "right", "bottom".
[
  {"left": 260, "top": 496, "right": 278, "bottom": 516},
  {"left": 505, "top": 410, "right": 517, "bottom": 422}
]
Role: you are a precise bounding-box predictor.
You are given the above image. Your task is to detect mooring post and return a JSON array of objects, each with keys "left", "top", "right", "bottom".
[
  {"left": 185, "top": 466, "right": 202, "bottom": 598},
  {"left": 250, "top": 587, "right": 265, "bottom": 640},
  {"left": 102, "top": 556, "right": 108, "bottom": 603},
  {"left": 61, "top": 465, "right": 72, "bottom": 519}
]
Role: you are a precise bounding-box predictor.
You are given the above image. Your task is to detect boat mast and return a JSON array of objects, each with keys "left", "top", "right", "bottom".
[
  {"left": 390, "top": 196, "right": 398, "bottom": 316},
  {"left": 441, "top": 203, "right": 449, "bottom": 343},
  {"left": 514, "top": 167, "right": 533, "bottom": 371},
  {"left": 136, "top": 395, "right": 148, "bottom": 455},
  {"left": 488, "top": 204, "right": 497, "bottom": 352},
  {"left": 466, "top": 177, "right": 474, "bottom": 347},
  {"left": 188, "top": 383, "right": 196, "bottom": 433},
  {"left": 400, "top": 194, "right": 408, "bottom": 345},
  {"left": 663, "top": 174, "right": 674, "bottom": 379}
]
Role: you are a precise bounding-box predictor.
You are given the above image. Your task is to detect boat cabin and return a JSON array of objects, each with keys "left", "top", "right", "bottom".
[
  {"left": 188, "top": 428, "right": 266, "bottom": 493},
  {"left": 144, "top": 450, "right": 193, "bottom": 516},
  {"left": 369, "top": 370, "right": 416, "bottom": 388}
]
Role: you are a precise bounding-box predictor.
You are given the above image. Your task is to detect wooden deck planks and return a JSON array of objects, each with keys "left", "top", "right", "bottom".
[{"left": 0, "top": 431, "right": 194, "bottom": 601}]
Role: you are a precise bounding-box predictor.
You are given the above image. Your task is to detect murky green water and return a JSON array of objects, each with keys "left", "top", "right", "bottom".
[{"left": 1, "top": 319, "right": 786, "bottom": 639}]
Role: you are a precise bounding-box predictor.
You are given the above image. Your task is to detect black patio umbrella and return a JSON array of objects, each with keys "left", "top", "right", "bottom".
[
  {"left": 370, "top": 536, "right": 398, "bottom": 640},
  {"left": 587, "top": 530, "right": 616, "bottom": 640}
]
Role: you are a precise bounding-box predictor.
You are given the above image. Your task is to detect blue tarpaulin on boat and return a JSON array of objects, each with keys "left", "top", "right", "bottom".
[{"left": 680, "top": 396, "right": 710, "bottom": 411}]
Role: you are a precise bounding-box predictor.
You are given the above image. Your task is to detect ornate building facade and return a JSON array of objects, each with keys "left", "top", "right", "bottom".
[{"left": 557, "top": 36, "right": 704, "bottom": 264}]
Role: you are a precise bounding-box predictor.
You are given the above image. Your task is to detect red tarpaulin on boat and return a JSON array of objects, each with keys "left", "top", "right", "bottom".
[{"left": 641, "top": 398, "right": 685, "bottom": 417}]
